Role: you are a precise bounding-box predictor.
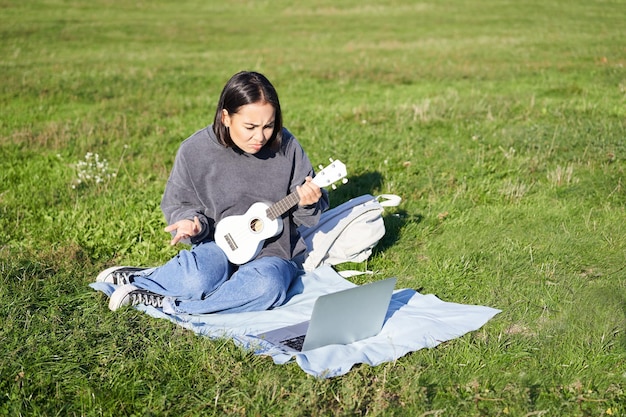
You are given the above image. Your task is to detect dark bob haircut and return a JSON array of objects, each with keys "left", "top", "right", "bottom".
[{"left": 213, "top": 71, "right": 283, "bottom": 151}]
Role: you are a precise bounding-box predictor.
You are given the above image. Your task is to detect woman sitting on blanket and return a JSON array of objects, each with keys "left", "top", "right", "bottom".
[{"left": 98, "top": 71, "right": 329, "bottom": 314}]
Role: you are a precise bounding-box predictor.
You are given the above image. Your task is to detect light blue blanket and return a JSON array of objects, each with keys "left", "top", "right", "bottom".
[{"left": 90, "top": 265, "right": 500, "bottom": 378}]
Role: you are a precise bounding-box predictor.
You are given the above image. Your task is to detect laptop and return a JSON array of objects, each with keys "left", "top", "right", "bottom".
[{"left": 255, "top": 277, "right": 397, "bottom": 352}]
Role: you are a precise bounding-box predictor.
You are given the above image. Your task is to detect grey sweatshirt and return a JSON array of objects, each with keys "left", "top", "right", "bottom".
[{"left": 160, "top": 125, "right": 329, "bottom": 263}]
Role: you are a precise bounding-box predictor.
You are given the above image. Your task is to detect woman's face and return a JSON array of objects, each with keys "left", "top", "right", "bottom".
[{"left": 222, "top": 101, "right": 276, "bottom": 154}]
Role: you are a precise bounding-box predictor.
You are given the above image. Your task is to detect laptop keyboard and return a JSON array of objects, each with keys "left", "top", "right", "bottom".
[{"left": 281, "top": 335, "right": 306, "bottom": 351}]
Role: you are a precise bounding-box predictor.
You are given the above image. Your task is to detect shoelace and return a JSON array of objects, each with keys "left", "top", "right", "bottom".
[
  {"left": 112, "top": 271, "right": 133, "bottom": 285},
  {"left": 130, "top": 290, "right": 163, "bottom": 308}
]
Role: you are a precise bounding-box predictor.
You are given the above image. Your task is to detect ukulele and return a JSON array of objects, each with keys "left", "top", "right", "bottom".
[{"left": 215, "top": 159, "right": 347, "bottom": 265}]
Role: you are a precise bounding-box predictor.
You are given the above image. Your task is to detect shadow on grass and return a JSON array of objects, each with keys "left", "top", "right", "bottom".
[
  {"left": 329, "top": 171, "right": 384, "bottom": 203},
  {"left": 326, "top": 170, "right": 422, "bottom": 256}
]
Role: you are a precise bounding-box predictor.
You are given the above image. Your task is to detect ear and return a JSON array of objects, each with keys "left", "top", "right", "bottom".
[{"left": 221, "top": 109, "right": 231, "bottom": 128}]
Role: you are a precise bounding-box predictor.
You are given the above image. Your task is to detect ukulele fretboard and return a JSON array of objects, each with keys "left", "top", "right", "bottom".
[{"left": 266, "top": 192, "right": 301, "bottom": 220}]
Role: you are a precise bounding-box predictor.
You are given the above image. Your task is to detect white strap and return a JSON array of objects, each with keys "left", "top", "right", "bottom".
[
  {"left": 338, "top": 269, "right": 374, "bottom": 278},
  {"left": 376, "top": 194, "right": 402, "bottom": 207}
]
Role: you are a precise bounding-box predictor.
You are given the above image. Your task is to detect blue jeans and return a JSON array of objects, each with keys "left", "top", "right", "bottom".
[{"left": 131, "top": 241, "right": 298, "bottom": 314}]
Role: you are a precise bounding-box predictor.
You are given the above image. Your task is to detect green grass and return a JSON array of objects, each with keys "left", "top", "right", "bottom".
[{"left": 1, "top": 0, "right": 625, "bottom": 415}]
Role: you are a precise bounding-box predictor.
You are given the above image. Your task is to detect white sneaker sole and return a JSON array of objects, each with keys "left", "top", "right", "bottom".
[
  {"left": 108, "top": 284, "right": 139, "bottom": 311},
  {"left": 96, "top": 266, "right": 131, "bottom": 283}
]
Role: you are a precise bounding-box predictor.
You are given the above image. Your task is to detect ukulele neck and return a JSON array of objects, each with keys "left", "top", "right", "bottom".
[{"left": 266, "top": 191, "right": 300, "bottom": 221}]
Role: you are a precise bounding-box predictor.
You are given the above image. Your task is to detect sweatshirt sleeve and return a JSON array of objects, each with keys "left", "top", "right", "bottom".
[{"left": 160, "top": 149, "right": 212, "bottom": 243}]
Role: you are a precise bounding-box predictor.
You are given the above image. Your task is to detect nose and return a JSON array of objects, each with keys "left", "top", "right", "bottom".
[{"left": 255, "top": 128, "right": 267, "bottom": 143}]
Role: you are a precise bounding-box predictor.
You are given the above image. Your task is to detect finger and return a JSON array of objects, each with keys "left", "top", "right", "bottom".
[
  {"left": 304, "top": 182, "right": 320, "bottom": 197},
  {"left": 303, "top": 181, "right": 321, "bottom": 198},
  {"left": 296, "top": 184, "right": 305, "bottom": 201},
  {"left": 164, "top": 223, "right": 178, "bottom": 233},
  {"left": 172, "top": 227, "right": 191, "bottom": 244},
  {"left": 297, "top": 187, "right": 314, "bottom": 205}
]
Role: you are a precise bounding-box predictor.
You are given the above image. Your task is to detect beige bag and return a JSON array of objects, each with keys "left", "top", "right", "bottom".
[{"left": 298, "top": 194, "right": 401, "bottom": 272}]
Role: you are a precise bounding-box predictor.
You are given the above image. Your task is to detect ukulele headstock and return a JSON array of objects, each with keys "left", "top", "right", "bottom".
[{"left": 313, "top": 158, "right": 348, "bottom": 190}]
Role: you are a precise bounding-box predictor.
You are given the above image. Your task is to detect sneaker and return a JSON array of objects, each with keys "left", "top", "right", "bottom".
[
  {"left": 108, "top": 284, "right": 165, "bottom": 311},
  {"left": 96, "top": 266, "right": 148, "bottom": 285}
]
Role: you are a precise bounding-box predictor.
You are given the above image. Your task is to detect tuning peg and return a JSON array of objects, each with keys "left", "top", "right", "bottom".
[
  {"left": 342, "top": 178, "right": 348, "bottom": 184},
  {"left": 318, "top": 164, "right": 324, "bottom": 170},
  {"left": 329, "top": 157, "right": 334, "bottom": 162},
  {"left": 331, "top": 184, "right": 337, "bottom": 190}
]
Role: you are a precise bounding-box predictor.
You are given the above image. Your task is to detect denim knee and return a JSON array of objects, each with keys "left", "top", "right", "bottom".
[
  {"left": 180, "top": 270, "right": 228, "bottom": 300},
  {"left": 236, "top": 261, "right": 295, "bottom": 309}
]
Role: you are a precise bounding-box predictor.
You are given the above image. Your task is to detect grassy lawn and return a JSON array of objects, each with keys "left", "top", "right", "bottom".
[{"left": 1, "top": 0, "right": 625, "bottom": 415}]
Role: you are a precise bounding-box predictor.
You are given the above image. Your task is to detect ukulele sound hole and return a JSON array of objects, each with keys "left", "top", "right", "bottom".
[{"left": 249, "top": 218, "right": 263, "bottom": 233}]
